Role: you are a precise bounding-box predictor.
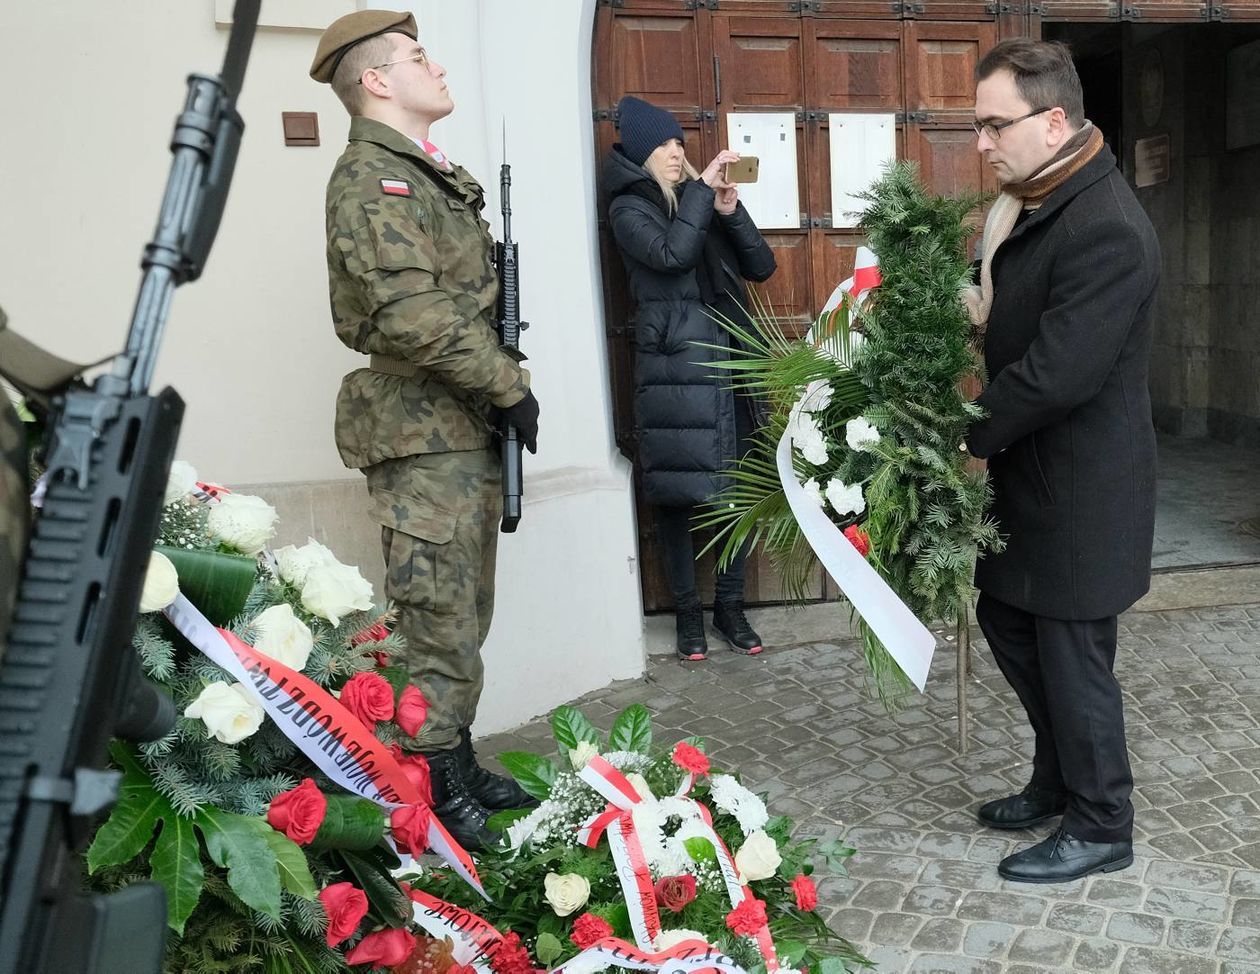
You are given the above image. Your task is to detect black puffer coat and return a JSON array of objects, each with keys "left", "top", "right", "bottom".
[{"left": 604, "top": 148, "right": 776, "bottom": 507}]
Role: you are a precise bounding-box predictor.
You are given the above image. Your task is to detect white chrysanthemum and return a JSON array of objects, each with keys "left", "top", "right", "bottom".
[
  {"left": 709, "top": 774, "right": 769, "bottom": 834},
  {"left": 801, "top": 378, "right": 833, "bottom": 412},
  {"left": 845, "top": 415, "right": 880, "bottom": 452},
  {"left": 654, "top": 929, "right": 711, "bottom": 952},
  {"left": 206, "top": 492, "right": 278, "bottom": 555},
  {"left": 631, "top": 797, "right": 705, "bottom": 876},
  {"left": 163, "top": 460, "right": 198, "bottom": 506},
  {"left": 801, "top": 477, "right": 823, "bottom": 507},
  {"left": 824, "top": 478, "right": 866, "bottom": 517},
  {"left": 797, "top": 430, "right": 829, "bottom": 466}
]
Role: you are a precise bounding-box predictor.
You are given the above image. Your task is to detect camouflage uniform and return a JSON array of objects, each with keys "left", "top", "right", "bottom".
[
  {"left": 0, "top": 311, "right": 30, "bottom": 663},
  {"left": 325, "top": 117, "right": 527, "bottom": 750}
]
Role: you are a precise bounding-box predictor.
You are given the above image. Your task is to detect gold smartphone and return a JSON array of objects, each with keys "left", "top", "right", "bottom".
[{"left": 723, "top": 156, "right": 759, "bottom": 183}]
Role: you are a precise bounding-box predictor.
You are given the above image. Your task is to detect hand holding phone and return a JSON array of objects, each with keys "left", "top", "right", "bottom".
[{"left": 723, "top": 156, "right": 759, "bottom": 184}]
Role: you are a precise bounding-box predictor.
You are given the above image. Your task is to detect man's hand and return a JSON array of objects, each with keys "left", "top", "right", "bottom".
[{"left": 502, "top": 390, "right": 539, "bottom": 454}]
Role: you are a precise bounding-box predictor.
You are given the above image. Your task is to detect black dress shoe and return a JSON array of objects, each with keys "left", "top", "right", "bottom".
[
  {"left": 998, "top": 828, "right": 1133, "bottom": 884},
  {"left": 977, "top": 786, "right": 1069, "bottom": 830}
]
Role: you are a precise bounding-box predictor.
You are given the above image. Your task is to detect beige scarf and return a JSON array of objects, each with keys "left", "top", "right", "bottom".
[{"left": 962, "top": 124, "right": 1105, "bottom": 335}]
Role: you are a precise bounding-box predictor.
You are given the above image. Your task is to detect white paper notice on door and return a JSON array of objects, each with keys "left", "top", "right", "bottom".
[
  {"left": 829, "top": 113, "right": 896, "bottom": 229},
  {"left": 725, "top": 112, "right": 799, "bottom": 230}
]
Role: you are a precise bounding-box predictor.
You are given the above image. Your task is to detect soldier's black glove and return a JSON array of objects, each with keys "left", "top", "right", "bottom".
[{"left": 502, "top": 389, "right": 539, "bottom": 454}]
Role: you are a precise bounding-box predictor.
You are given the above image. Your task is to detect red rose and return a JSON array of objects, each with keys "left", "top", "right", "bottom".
[
  {"left": 351, "top": 622, "right": 391, "bottom": 647},
  {"left": 390, "top": 803, "right": 432, "bottom": 857},
  {"left": 318, "top": 882, "right": 368, "bottom": 947},
  {"left": 791, "top": 874, "right": 818, "bottom": 911},
  {"left": 396, "top": 685, "right": 428, "bottom": 737},
  {"left": 266, "top": 778, "right": 327, "bottom": 845},
  {"left": 654, "top": 874, "right": 697, "bottom": 913},
  {"left": 671, "top": 741, "right": 710, "bottom": 776},
  {"left": 843, "top": 524, "right": 870, "bottom": 557},
  {"left": 388, "top": 745, "right": 433, "bottom": 806},
  {"left": 344, "top": 927, "right": 417, "bottom": 969},
  {"left": 725, "top": 896, "right": 768, "bottom": 936},
  {"left": 569, "top": 912, "right": 613, "bottom": 949},
  {"left": 489, "top": 931, "right": 535, "bottom": 974},
  {"left": 340, "top": 671, "right": 395, "bottom": 726}
]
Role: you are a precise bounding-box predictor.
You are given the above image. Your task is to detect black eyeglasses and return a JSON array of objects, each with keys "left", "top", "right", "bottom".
[
  {"left": 971, "top": 107, "right": 1051, "bottom": 141},
  {"left": 356, "top": 48, "right": 428, "bottom": 85}
]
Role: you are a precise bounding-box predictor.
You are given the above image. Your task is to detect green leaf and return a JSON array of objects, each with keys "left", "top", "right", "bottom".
[
  {"left": 486, "top": 807, "right": 533, "bottom": 833},
  {"left": 607, "top": 704, "right": 652, "bottom": 753},
  {"left": 150, "top": 812, "right": 204, "bottom": 934},
  {"left": 535, "top": 932, "right": 564, "bottom": 966},
  {"left": 309, "top": 795, "right": 386, "bottom": 851},
  {"left": 158, "top": 545, "right": 256, "bottom": 626},
  {"left": 339, "top": 850, "right": 407, "bottom": 922},
  {"left": 818, "top": 957, "right": 851, "bottom": 974},
  {"left": 684, "top": 836, "right": 717, "bottom": 863},
  {"left": 264, "top": 828, "right": 318, "bottom": 900},
  {"left": 196, "top": 806, "right": 282, "bottom": 919},
  {"left": 87, "top": 747, "right": 164, "bottom": 871},
  {"left": 605, "top": 902, "right": 632, "bottom": 938},
  {"left": 550, "top": 706, "right": 601, "bottom": 752},
  {"left": 497, "top": 751, "right": 559, "bottom": 801},
  {"left": 536, "top": 911, "right": 565, "bottom": 938},
  {"left": 776, "top": 941, "right": 808, "bottom": 966}
]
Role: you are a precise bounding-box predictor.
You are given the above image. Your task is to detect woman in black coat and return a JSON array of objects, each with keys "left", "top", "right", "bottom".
[{"left": 605, "top": 96, "right": 776, "bottom": 661}]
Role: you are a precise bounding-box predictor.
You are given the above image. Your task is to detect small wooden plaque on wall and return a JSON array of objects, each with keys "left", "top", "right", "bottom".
[{"left": 1135, "top": 134, "right": 1171, "bottom": 189}]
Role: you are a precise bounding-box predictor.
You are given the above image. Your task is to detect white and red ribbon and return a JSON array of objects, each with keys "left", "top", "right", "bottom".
[{"left": 162, "top": 593, "right": 486, "bottom": 898}]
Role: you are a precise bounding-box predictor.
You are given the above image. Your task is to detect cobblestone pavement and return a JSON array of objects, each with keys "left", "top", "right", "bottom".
[{"left": 478, "top": 600, "right": 1260, "bottom": 974}]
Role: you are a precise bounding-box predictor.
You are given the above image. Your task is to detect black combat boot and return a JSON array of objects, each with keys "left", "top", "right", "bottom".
[
  {"left": 675, "top": 599, "right": 708, "bottom": 661},
  {"left": 423, "top": 747, "right": 497, "bottom": 851},
  {"left": 455, "top": 727, "right": 538, "bottom": 811},
  {"left": 712, "top": 600, "right": 764, "bottom": 655}
]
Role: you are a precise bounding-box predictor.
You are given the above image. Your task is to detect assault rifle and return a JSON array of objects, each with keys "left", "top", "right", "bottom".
[
  {"left": 0, "top": 3, "right": 259, "bottom": 971},
  {"left": 494, "top": 130, "right": 528, "bottom": 533}
]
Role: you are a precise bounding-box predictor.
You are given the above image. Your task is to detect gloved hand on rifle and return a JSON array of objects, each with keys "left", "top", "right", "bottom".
[{"left": 501, "top": 389, "right": 539, "bottom": 454}]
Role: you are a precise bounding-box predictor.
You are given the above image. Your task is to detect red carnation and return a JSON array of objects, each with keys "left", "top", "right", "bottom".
[
  {"left": 396, "top": 684, "right": 428, "bottom": 737},
  {"left": 791, "top": 874, "right": 818, "bottom": 911},
  {"left": 489, "top": 931, "right": 535, "bottom": 974},
  {"left": 266, "top": 778, "right": 327, "bottom": 845},
  {"left": 318, "top": 882, "right": 368, "bottom": 947},
  {"left": 340, "top": 671, "right": 395, "bottom": 726},
  {"left": 570, "top": 912, "right": 613, "bottom": 949},
  {"left": 843, "top": 524, "right": 870, "bottom": 557},
  {"left": 351, "top": 622, "right": 391, "bottom": 647},
  {"left": 725, "top": 896, "right": 769, "bottom": 936},
  {"left": 344, "top": 927, "right": 417, "bottom": 969},
  {"left": 671, "top": 741, "right": 710, "bottom": 776},
  {"left": 654, "top": 874, "right": 697, "bottom": 913},
  {"left": 387, "top": 745, "right": 434, "bottom": 806},
  {"left": 390, "top": 803, "right": 432, "bottom": 857}
]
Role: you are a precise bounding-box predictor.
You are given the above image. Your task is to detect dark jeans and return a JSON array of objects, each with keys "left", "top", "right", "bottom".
[
  {"left": 976, "top": 591, "right": 1134, "bottom": 842},
  {"left": 653, "top": 393, "right": 756, "bottom": 607}
]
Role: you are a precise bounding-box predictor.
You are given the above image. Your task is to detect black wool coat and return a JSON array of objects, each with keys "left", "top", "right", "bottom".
[
  {"left": 966, "top": 145, "right": 1161, "bottom": 621},
  {"left": 604, "top": 148, "right": 776, "bottom": 508}
]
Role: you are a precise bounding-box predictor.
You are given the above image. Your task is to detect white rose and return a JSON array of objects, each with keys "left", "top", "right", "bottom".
[
  {"left": 569, "top": 741, "right": 599, "bottom": 770},
  {"left": 845, "top": 416, "right": 880, "bottom": 452},
  {"left": 206, "top": 493, "right": 278, "bottom": 555},
  {"left": 250, "top": 603, "right": 314, "bottom": 671},
  {"left": 622, "top": 771, "right": 654, "bottom": 802},
  {"left": 654, "top": 930, "right": 710, "bottom": 952},
  {"left": 543, "top": 871, "right": 590, "bottom": 916},
  {"left": 139, "top": 550, "right": 180, "bottom": 612},
  {"left": 163, "top": 460, "right": 198, "bottom": 506},
  {"left": 273, "top": 538, "right": 337, "bottom": 588},
  {"left": 300, "top": 559, "right": 374, "bottom": 627},
  {"left": 735, "top": 829, "right": 782, "bottom": 882},
  {"left": 184, "top": 681, "right": 265, "bottom": 744},
  {"left": 824, "top": 479, "right": 866, "bottom": 517},
  {"left": 801, "top": 477, "right": 823, "bottom": 508}
]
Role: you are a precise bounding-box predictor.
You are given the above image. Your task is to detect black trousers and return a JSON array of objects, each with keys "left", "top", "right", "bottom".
[{"left": 976, "top": 591, "right": 1134, "bottom": 842}]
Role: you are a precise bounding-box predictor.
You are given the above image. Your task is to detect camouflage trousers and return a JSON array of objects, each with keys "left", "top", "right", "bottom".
[{"left": 367, "top": 447, "right": 501, "bottom": 751}]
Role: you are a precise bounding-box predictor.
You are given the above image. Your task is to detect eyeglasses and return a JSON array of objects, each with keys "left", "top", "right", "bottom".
[
  {"left": 356, "top": 48, "right": 428, "bottom": 84},
  {"left": 971, "top": 107, "right": 1051, "bottom": 141}
]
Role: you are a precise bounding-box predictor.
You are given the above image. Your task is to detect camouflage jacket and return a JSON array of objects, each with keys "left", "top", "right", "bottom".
[
  {"left": 325, "top": 117, "right": 528, "bottom": 469},
  {"left": 0, "top": 310, "right": 30, "bottom": 660}
]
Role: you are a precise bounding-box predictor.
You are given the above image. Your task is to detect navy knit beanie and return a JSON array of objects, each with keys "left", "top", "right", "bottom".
[{"left": 616, "top": 96, "right": 685, "bottom": 167}]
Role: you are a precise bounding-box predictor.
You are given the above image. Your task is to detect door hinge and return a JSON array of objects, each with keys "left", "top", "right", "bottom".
[
  {"left": 1209, "top": 3, "right": 1229, "bottom": 18},
  {"left": 796, "top": 109, "right": 825, "bottom": 122},
  {"left": 593, "top": 108, "right": 619, "bottom": 123},
  {"left": 1121, "top": 4, "right": 1143, "bottom": 18},
  {"left": 1029, "top": 2, "right": 1045, "bottom": 13},
  {"left": 596, "top": 0, "right": 625, "bottom": 7},
  {"left": 684, "top": 0, "right": 720, "bottom": 7},
  {"left": 901, "top": 1, "right": 927, "bottom": 14},
  {"left": 990, "top": 1, "right": 1027, "bottom": 12},
  {"left": 694, "top": 109, "right": 718, "bottom": 122},
  {"left": 900, "top": 111, "right": 931, "bottom": 124},
  {"left": 788, "top": 0, "right": 821, "bottom": 10}
]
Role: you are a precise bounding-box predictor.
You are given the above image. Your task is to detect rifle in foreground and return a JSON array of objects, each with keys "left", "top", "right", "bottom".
[
  {"left": 0, "top": 4, "right": 259, "bottom": 971},
  {"left": 494, "top": 140, "right": 529, "bottom": 533}
]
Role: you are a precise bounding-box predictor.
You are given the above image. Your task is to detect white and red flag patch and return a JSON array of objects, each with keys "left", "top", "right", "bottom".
[{"left": 380, "top": 178, "right": 412, "bottom": 197}]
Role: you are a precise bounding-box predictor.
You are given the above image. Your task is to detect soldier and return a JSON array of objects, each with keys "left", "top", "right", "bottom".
[{"left": 310, "top": 10, "right": 539, "bottom": 849}]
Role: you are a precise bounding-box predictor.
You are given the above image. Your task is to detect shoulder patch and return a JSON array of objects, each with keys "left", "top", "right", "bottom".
[{"left": 380, "top": 178, "right": 412, "bottom": 197}]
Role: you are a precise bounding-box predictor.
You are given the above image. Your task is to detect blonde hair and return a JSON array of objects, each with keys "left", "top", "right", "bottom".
[{"left": 643, "top": 152, "right": 701, "bottom": 217}]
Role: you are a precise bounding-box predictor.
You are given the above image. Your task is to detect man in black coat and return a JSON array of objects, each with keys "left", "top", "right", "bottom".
[{"left": 963, "top": 39, "right": 1160, "bottom": 883}]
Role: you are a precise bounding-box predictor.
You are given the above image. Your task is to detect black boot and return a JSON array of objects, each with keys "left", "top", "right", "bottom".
[
  {"left": 712, "top": 600, "right": 764, "bottom": 655},
  {"left": 455, "top": 727, "right": 538, "bottom": 811},
  {"left": 675, "top": 599, "right": 708, "bottom": 661},
  {"left": 423, "top": 747, "right": 496, "bottom": 851}
]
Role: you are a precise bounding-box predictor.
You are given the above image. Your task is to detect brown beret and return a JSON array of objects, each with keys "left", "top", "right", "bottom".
[{"left": 310, "top": 9, "right": 417, "bottom": 84}]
